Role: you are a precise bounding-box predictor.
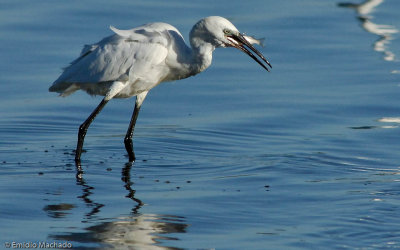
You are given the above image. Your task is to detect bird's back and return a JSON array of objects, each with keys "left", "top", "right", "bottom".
[{"left": 49, "top": 22, "right": 191, "bottom": 98}]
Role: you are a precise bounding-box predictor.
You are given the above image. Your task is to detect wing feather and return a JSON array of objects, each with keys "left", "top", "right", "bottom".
[{"left": 50, "top": 23, "right": 178, "bottom": 96}]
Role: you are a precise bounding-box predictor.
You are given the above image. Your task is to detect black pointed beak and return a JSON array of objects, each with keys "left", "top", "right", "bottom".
[{"left": 227, "top": 33, "right": 272, "bottom": 72}]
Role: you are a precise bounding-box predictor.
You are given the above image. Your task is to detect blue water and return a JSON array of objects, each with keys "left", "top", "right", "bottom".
[{"left": 1, "top": 0, "right": 400, "bottom": 249}]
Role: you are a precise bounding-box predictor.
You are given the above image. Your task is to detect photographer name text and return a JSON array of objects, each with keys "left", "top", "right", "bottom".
[{"left": 5, "top": 241, "right": 72, "bottom": 249}]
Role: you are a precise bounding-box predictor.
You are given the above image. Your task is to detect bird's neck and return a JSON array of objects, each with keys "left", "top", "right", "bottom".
[
  {"left": 165, "top": 36, "right": 215, "bottom": 81},
  {"left": 189, "top": 40, "right": 215, "bottom": 75}
]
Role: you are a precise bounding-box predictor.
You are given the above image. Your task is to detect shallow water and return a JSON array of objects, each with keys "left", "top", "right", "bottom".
[{"left": 1, "top": 0, "right": 400, "bottom": 249}]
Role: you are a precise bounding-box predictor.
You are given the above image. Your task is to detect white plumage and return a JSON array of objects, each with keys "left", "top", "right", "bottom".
[
  {"left": 50, "top": 16, "right": 271, "bottom": 163},
  {"left": 51, "top": 23, "right": 185, "bottom": 99}
]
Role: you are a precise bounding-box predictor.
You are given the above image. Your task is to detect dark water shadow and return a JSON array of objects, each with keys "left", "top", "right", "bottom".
[
  {"left": 338, "top": 0, "right": 398, "bottom": 61},
  {"left": 44, "top": 162, "right": 187, "bottom": 249},
  {"left": 43, "top": 203, "right": 76, "bottom": 219}
]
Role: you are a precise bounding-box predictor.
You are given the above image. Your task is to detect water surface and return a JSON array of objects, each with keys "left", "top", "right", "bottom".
[{"left": 1, "top": 0, "right": 400, "bottom": 249}]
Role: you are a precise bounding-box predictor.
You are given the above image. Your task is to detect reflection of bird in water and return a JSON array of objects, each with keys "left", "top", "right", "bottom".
[
  {"left": 122, "top": 163, "right": 144, "bottom": 214},
  {"left": 49, "top": 16, "right": 271, "bottom": 163},
  {"left": 47, "top": 163, "right": 184, "bottom": 248},
  {"left": 51, "top": 214, "right": 187, "bottom": 249},
  {"left": 338, "top": 0, "right": 398, "bottom": 61},
  {"left": 357, "top": 16, "right": 398, "bottom": 61},
  {"left": 338, "top": 0, "right": 384, "bottom": 16},
  {"left": 75, "top": 166, "right": 105, "bottom": 221},
  {"left": 74, "top": 161, "right": 143, "bottom": 219}
]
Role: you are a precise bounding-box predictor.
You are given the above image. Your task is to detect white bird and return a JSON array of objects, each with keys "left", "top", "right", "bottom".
[{"left": 49, "top": 16, "right": 272, "bottom": 163}]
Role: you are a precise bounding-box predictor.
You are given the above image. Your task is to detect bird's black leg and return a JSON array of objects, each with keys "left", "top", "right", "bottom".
[
  {"left": 124, "top": 92, "right": 148, "bottom": 162},
  {"left": 124, "top": 101, "right": 142, "bottom": 162},
  {"left": 75, "top": 98, "right": 109, "bottom": 163}
]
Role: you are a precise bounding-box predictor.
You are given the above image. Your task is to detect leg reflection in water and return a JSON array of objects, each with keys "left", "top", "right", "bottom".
[
  {"left": 122, "top": 162, "right": 144, "bottom": 214},
  {"left": 75, "top": 161, "right": 143, "bottom": 217},
  {"left": 47, "top": 162, "right": 187, "bottom": 249},
  {"left": 75, "top": 166, "right": 105, "bottom": 221}
]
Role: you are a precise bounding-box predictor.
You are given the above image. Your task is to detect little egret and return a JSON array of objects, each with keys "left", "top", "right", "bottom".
[{"left": 49, "top": 16, "right": 272, "bottom": 163}]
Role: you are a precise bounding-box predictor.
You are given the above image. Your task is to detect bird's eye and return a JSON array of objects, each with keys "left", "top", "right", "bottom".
[{"left": 223, "top": 29, "right": 230, "bottom": 35}]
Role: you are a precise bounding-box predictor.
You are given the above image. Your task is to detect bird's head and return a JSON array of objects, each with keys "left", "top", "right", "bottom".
[{"left": 190, "top": 16, "right": 272, "bottom": 71}]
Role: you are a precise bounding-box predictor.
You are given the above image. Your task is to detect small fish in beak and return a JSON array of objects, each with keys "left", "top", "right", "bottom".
[{"left": 226, "top": 33, "right": 272, "bottom": 72}]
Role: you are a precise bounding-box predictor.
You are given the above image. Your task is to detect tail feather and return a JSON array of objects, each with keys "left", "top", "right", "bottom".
[{"left": 49, "top": 81, "right": 79, "bottom": 97}]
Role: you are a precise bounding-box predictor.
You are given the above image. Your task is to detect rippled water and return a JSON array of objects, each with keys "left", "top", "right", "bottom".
[{"left": 1, "top": 0, "right": 400, "bottom": 249}]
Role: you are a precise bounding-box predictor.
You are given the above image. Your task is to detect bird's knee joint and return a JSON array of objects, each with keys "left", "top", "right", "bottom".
[{"left": 78, "top": 125, "right": 87, "bottom": 136}]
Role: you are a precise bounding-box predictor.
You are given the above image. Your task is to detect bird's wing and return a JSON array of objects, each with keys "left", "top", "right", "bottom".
[
  {"left": 52, "top": 23, "right": 178, "bottom": 86},
  {"left": 68, "top": 44, "right": 99, "bottom": 65}
]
